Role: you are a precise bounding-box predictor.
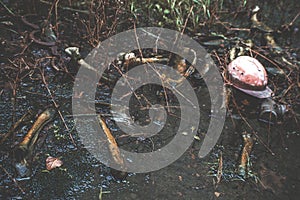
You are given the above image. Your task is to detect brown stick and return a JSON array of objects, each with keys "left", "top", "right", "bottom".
[
  {"left": 98, "top": 116, "right": 125, "bottom": 167},
  {"left": 21, "top": 15, "right": 39, "bottom": 29},
  {"left": 29, "top": 30, "right": 56, "bottom": 46},
  {"left": 14, "top": 108, "right": 55, "bottom": 177},
  {"left": 21, "top": 15, "right": 56, "bottom": 47},
  {"left": 40, "top": 68, "right": 75, "bottom": 145},
  {"left": 239, "top": 132, "right": 254, "bottom": 176},
  {"left": 18, "top": 108, "right": 56, "bottom": 149},
  {"left": 0, "top": 110, "right": 33, "bottom": 144}
]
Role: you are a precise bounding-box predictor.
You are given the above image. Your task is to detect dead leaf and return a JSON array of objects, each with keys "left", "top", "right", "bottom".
[
  {"left": 214, "top": 191, "right": 221, "bottom": 197},
  {"left": 46, "top": 156, "right": 63, "bottom": 171}
]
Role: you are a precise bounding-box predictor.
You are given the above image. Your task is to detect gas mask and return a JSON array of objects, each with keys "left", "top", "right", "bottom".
[
  {"left": 227, "top": 56, "right": 289, "bottom": 124},
  {"left": 259, "top": 98, "right": 289, "bottom": 124}
]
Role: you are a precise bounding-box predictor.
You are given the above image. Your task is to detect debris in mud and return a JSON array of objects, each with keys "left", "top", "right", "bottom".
[
  {"left": 0, "top": 0, "right": 299, "bottom": 199},
  {"left": 46, "top": 156, "right": 63, "bottom": 171},
  {"left": 14, "top": 108, "right": 56, "bottom": 177}
]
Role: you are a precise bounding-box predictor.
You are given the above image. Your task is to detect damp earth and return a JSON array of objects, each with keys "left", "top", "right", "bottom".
[{"left": 0, "top": 0, "right": 299, "bottom": 199}]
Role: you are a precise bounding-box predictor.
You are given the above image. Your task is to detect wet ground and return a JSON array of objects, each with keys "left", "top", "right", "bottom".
[{"left": 1, "top": 0, "right": 300, "bottom": 199}]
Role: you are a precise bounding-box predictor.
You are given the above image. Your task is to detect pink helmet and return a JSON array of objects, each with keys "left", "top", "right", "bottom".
[{"left": 227, "top": 56, "right": 273, "bottom": 98}]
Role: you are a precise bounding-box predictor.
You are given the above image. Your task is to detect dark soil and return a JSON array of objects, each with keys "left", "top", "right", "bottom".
[{"left": 0, "top": 0, "right": 299, "bottom": 199}]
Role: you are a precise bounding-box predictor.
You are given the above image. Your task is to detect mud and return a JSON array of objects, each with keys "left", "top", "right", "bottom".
[{"left": 0, "top": 0, "right": 299, "bottom": 199}]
